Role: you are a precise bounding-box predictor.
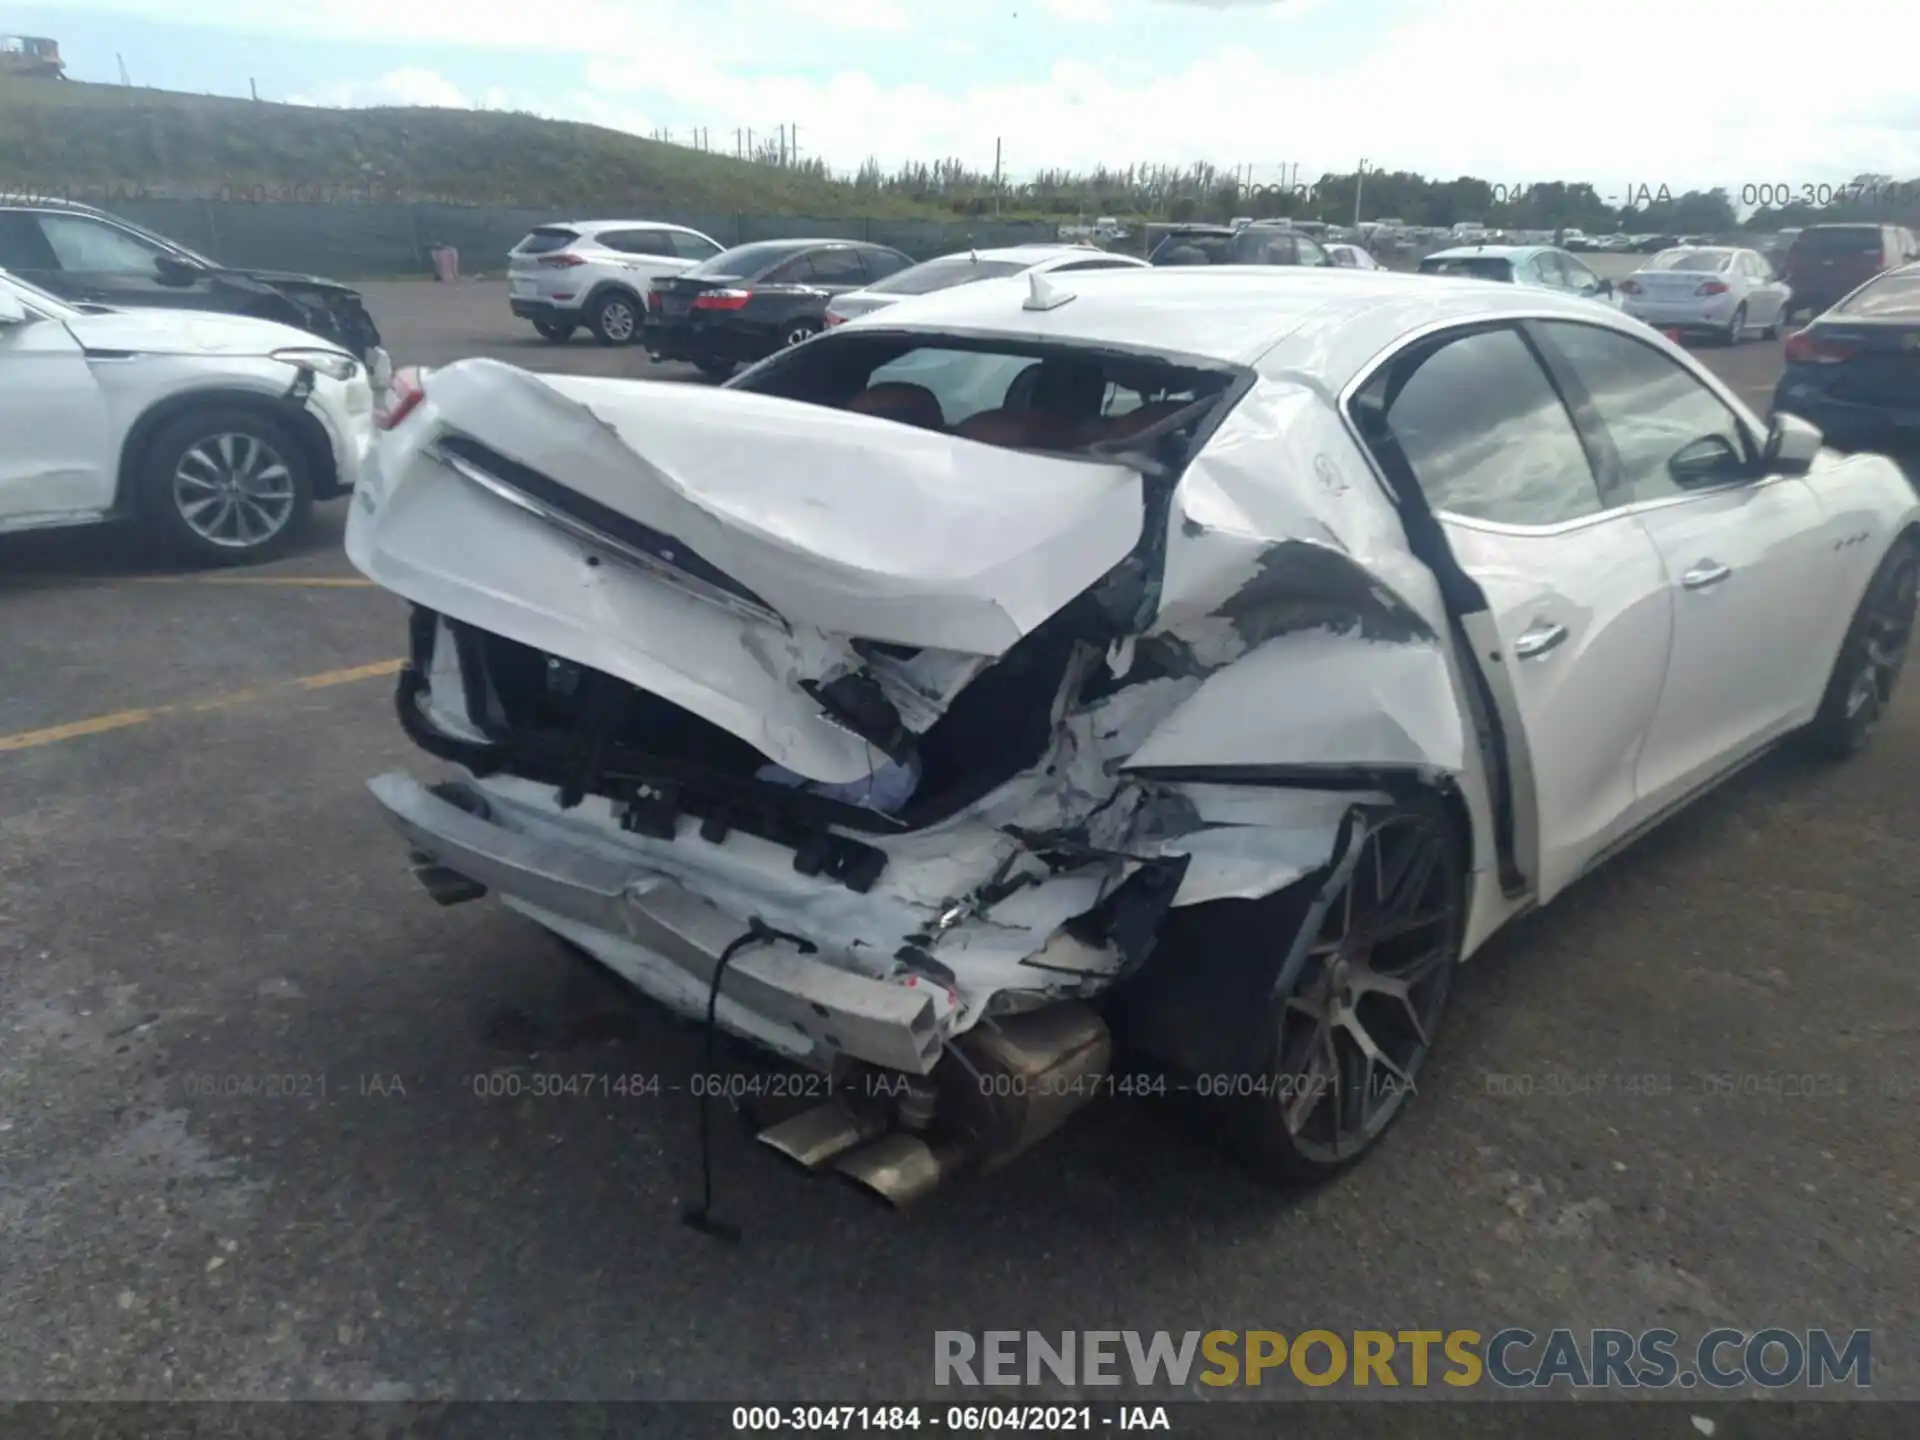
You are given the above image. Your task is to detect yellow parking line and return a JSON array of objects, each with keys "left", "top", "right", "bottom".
[
  {"left": 0, "top": 659, "right": 404, "bottom": 754},
  {"left": 128, "top": 575, "right": 376, "bottom": 587}
]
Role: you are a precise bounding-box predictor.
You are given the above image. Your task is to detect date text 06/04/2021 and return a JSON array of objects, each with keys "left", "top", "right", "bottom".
[{"left": 731, "top": 1406, "right": 1169, "bottom": 1433}]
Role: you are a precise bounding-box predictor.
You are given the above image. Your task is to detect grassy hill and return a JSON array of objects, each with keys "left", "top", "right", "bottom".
[{"left": 0, "top": 78, "right": 959, "bottom": 217}]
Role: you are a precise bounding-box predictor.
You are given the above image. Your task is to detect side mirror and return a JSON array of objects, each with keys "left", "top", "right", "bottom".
[
  {"left": 1668, "top": 433, "right": 1749, "bottom": 487},
  {"left": 1761, "top": 412, "right": 1822, "bottom": 476},
  {"left": 154, "top": 254, "right": 199, "bottom": 286},
  {"left": 1596, "top": 279, "right": 1614, "bottom": 297},
  {"left": 0, "top": 289, "right": 28, "bottom": 325}
]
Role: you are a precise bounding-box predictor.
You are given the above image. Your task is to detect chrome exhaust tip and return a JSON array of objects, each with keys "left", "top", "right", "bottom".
[
  {"left": 834, "top": 1133, "right": 973, "bottom": 1208},
  {"left": 756, "top": 1098, "right": 891, "bottom": 1172}
]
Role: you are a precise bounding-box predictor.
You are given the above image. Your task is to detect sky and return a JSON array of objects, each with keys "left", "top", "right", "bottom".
[{"left": 6, "top": 0, "right": 1919, "bottom": 196}]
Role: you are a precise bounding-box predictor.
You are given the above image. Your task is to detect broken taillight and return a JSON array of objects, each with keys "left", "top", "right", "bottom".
[
  {"left": 692, "top": 289, "right": 752, "bottom": 310},
  {"left": 1618, "top": 279, "right": 1644, "bottom": 294},
  {"left": 378, "top": 366, "right": 427, "bottom": 429}
]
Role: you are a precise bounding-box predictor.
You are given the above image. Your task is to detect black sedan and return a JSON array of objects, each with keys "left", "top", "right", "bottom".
[
  {"left": 1773, "top": 262, "right": 1920, "bottom": 466},
  {"left": 645, "top": 239, "right": 913, "bottom": 379},
  {"left": 0, "top": 195, "right": 385, "bottom": 365}
]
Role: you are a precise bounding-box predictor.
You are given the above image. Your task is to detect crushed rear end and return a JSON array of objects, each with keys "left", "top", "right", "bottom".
[{"left": 344, "top": 341, "right": 1473, "bottom": 1202}]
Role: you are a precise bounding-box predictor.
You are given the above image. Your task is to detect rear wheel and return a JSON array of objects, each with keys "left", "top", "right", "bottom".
[
  {"left": 1767, "top": 304, "right": 1789, "bottom": 340},
  {"left": 588, "top": 291, "right": 641, "bottom": 346},
  {"left": 138, "top": 407, "right": 315, "bottom": 566},
  {"left": 1801, "top": 538, "right": 1917, "bottom": 759},
  {"left": 1724, "top": 303, "right": 1748, "bottom": 345},
  {"left": 533, "top": 319, "right": 574, "bottom": 342},
  {"left": 782, "top": 320, "right": 820, "bottom": 349},
  {"left": 1222, "top": 799, "right": 1466, "bottom": 1184}
]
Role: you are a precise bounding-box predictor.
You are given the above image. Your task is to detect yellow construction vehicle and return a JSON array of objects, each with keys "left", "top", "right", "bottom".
[{"left": 0, "top": 36, "right": 66, "bottom": 80}]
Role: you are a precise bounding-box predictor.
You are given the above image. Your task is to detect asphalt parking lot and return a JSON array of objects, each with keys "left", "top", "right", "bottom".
[{"left": 2, "top": 276, "right": 1916, "bottom": 1411}]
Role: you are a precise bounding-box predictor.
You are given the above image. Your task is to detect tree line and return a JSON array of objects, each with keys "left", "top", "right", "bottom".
[{"left": 754, "top": 150, "right": 1920, "bottom": 231}]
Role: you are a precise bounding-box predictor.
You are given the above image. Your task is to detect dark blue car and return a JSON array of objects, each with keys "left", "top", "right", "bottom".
[{"left": 1773, "top": 262, "right": 1920, "bottom": 464}]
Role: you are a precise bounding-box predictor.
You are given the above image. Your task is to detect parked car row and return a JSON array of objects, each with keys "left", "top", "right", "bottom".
[
  {"left": 0, "top": 194, "right": 386, "bottom": 562},
  {"left": 348, "top": 262, "right": 1918, "bottom": 1203}
]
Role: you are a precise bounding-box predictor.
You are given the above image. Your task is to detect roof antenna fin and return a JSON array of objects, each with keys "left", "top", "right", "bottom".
[{"left": 1024, "top": 271, "right": 1074, "bottom": 312}]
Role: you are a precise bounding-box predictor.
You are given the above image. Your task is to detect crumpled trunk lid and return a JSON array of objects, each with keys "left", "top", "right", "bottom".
[{"left": 346, "top": 358, "right": 1144, "bottom": 785}]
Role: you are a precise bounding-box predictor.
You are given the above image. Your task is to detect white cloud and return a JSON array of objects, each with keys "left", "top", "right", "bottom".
[
  {"left": 291, "top": 66, "right": 471, "bottom": 109},
  {"left": 66, "top": 0, "right": 1920, "bottom": 189},
  {"left": 781, "top": 0, "right": 911, "bottom": 29},
  {"left": 1039, "top": 0, "right": 1115, "bottom": 20}
]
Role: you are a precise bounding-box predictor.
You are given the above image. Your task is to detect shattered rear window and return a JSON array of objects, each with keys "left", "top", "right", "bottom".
[{"left": 733, "top": 333, "right": 1238, "bottom": 455}]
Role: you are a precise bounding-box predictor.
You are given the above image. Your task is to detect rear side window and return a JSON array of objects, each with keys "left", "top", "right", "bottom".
[
  {"left": 1834, "top": 268, "right": 1920, "bottom": 317},
  {"left": 670, "top": 232, "right": 720, "bottom": 262},
  {"left": 805, "top": 248, "right": 866, "bottom": 282},
  {"left": 600, "top": 229, "right": 674, "bottom": 257},
  {"left": 0, "top": 210, "right": 60, "bottom": 269},
  {"left": 516, "top": 227, "right": 578, "bottom": 255},
  {"left": 1419, "top": 256, "right": 1515, "bottom": 282},
  {"left": 862, "top": 248, "right": 913, "bottom": 279},
  {"left": 1792, "top": 227, "right": 1884, "bottom": 259},
  {"left": 1362, "top": 327, "right": 1601, "bottom": 526}
]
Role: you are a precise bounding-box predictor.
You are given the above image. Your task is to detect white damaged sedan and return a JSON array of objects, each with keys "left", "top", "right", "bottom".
[{"left": 346, "top": 266, "right": 1919, "bottom": 1201}]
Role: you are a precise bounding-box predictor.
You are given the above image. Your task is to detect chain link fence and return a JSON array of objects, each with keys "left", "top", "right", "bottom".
[{"left": 103, "top": 199, "right": 1061, "bottom": 276}]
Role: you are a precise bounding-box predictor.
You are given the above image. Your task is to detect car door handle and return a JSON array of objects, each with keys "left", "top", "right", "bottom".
[
  {"left": 1682, "top": 561, "right": 1733, "bottom": 590},
  {"left": 1512, "top": 620, "right": 1569, "bottom": 659}
]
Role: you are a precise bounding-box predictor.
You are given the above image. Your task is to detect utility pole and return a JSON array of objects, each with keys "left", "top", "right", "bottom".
[
  {"left": 747, "top": 127, "right": 755, "bottom": 161},
  {"left": 1354, "top": 158, "right": 1367, "bottom": 228},
  {"left": 779, "top": 124, "right": 787, "bottom": 167},
  {"left": 791, "top": 124, "right": 800, "bottom": 166},
  {"left": 249, "top": 77, "right": 258, "bottom": 101},
  {"left": 993, "top": 137, "right": 1002, "bottom": 216}
]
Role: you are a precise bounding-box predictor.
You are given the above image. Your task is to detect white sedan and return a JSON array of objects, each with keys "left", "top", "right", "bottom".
[
  {"left": 1324, "top": 242, "right": 1385, "bottom": 270},
  {"left": 824, "top": 244, "right": 1146, "bottom": 327},
  {"left": 1617, "top": 246, "right": 1794, "bottom": 344},
  {"left": 346, "top": 268, "right": 1916, "bottom": 1200},
  {"left": 0, "top": 270, "right": 375, "bottom": 562}
]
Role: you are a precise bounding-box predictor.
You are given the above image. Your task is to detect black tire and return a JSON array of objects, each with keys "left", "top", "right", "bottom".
[
  {"left": 1220, "top": 795, "right": 1467, "bottom": 1185},
  {"left": 136, "top": 406, "right": 315, "bottom": 566},
  {"left": 588, "top": 290, "right": 642, "bottom": 346},
  {"left": 1724, "top": 303, "right": 1747, "bottom": 346},
  {"left": 533, "top": 320, "right": 575, "bottom": 342},
  {"left": 1800, "top": 538, "right": 1917, "bottom": 760},
  {"left": 1768, "top": 305, "right": 1789, "bottom": 340},
  {"left": 696, "top": 359, "right": 735, "bottom": 382},
  {"left": 781, "top": 320, "right": 821, "bottom": 349}
]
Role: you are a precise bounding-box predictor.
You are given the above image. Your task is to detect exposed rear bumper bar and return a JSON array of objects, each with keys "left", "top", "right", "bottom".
[{"left": 366, "top": 771, "right": 945, "bottom": 1073}]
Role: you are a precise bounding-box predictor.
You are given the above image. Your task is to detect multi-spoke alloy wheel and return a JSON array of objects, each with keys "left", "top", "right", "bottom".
[
  {"left": 172, "top": 432, "right": 298, "bottom": 551},
  {"left": 1806, "top": 539, "right": 1917, "bottom": 758},
  {"left": 1228, "top": 801, "right": 1466, "bottom": 1181},
  {"left": 140, "top": 408, "right": 314, "bottom": 565}
]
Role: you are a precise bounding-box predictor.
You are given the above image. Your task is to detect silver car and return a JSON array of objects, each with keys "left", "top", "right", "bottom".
[
  {"left": 824, "top": 244, "right": 1146, "bottom": 327},
  {"left": 507, "top": 220, "right": 722, "bottom": 346}
]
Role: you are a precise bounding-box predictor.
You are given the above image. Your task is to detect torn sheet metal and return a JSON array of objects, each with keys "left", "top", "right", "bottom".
[
  {"left": 393, "top": 359, "right": 1144, "bottom": 651},
  {"left": 347, "top": 361, "right": 1145, "bottom": 784},
  {"left": 358, "top": 358, "right": 1492, "bottom": 1062},
  {"left": 1124, "top": 623, "right": 1468, "bottom": 776}
]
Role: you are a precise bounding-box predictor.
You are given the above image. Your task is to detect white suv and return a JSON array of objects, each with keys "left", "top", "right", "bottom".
[
  {"left": 507, "top": 221, "right": 723, "bottom": 346},
  {"left": 0, "top": 269, "right": 374, "bottom": 563}
]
